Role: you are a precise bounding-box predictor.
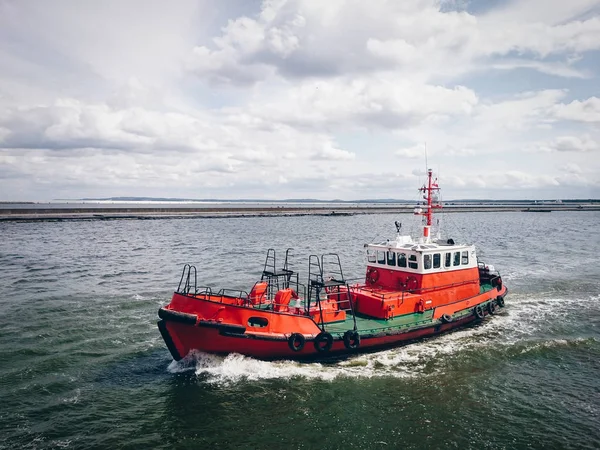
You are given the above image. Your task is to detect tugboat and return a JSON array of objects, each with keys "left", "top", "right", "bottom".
[{"left": 158, "top": 169, "right": 508, "bottom": 361}]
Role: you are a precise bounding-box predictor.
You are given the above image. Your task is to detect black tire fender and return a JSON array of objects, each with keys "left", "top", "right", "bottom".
[
  {"left": 474, "top": 304, "right": 485, "bottom": 319},
  {"left": 487, "top": 301, "right": 496, "bottom": 315},
  {"left": 158, "top": 307, "right": 197, "bottom": 325},
  {"left": 343, "top": 330, "right": 360, "bottom": 350},
  {"left": 314, "top": 332, "right": 333, "bottom": 353},
  {"left": 497, "top": 296, "right": 505, "bottom": 308},
  {"left": 441, "top": 313, "right": 453, "bottom": 324},
  {"left": 288, "top": 333, "right": 305, "bottom": 352}
]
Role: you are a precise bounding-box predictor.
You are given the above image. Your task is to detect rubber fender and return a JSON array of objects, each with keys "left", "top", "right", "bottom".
[
  {"left": 314, "top": 332, "right": 333, "bottom": 353},
  {"left": 474, "top": 304, "right": 485, "bottom": 319},
  {"left": 288, "top": 333, "right": 305, "bottom": 352},
  {"left": 158, "top": 307, "right": 197, "bottom": 325},
  {"left": 441, "top": 313, "right": 453, "bottom": 323},
  {"left": 343, "top": 330, "right": 360, "bottom": 349},
  {"left": 157, "top": 320, "right": 183, "bottom": 361}
]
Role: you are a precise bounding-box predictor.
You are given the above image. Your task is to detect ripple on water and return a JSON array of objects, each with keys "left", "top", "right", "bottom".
[{"left": 1, "top": 212, "right": 599, "bottom": 449}]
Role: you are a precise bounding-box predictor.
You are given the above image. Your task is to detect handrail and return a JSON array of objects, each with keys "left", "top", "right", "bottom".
[
  {"left": 352, "top": 277, "right": 482, "bottom": 299},
  {"left": 176, "top": 264, "right": 197, "bottom": 295},
  {"left": 194, "top": 286, "right": 213, "bottom": 300},
  {"left": 216, "top": 288, "right": 249, "bottom": 303}
]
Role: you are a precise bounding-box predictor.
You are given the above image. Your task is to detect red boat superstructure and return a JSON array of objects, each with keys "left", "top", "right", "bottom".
[{"left": 158, "top": 169, "right": 508, "bottom": 361}]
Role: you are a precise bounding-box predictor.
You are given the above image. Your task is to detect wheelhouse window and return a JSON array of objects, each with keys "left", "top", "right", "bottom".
[
  {"left": 398, "top": 253, "right": 407, "bottom": 268},
  {"left": 433, "top": 253, "right": 441, "bottom": 269},
  {"left": 453, "top": 252, "right": 460, "bottom": 266},
  {"left": 367, "top": 249, "right": 376, "bottom": 263},
  {"left": 445, "top": 253, "right": 451, "bottom": 267},
  {"left": 424, "top": 254, "right": 432, "bottom": 270},
  {"left": 462, "top": 251, "right": 469, "bottom": 265},
  {"left": 387, "top": 251, "right": 396, "bottom": 266},
  {"left": 377, "top": 250, "right": 386, "bottom": 265},
  {"left": 409, "top": 254, "right": 418, "bottom": 269}
]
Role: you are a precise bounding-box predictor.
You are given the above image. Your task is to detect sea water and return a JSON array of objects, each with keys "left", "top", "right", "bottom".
[{"left": 0, "top": 212, "right": 599, "bottom": 449}]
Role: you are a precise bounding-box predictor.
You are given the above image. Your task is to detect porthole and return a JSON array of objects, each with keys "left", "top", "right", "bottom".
[{"left": 247, "top": 317, "right": 268, "bottom": 328}]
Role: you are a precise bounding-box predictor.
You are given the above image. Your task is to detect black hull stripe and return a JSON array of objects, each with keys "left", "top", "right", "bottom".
[{"left": 157, "top": 320, "right": 183, "bottom": 361}]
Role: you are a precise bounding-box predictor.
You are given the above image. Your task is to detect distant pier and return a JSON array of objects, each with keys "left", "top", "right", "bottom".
[{"left": 0, "top": 204, "right": 598, "bottom": 222}]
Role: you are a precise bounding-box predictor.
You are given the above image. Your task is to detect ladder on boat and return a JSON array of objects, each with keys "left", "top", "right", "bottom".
[
  {"left": 261, "top": 248, "right": 299, "bottom": 300},
  {"left": 307, "top": 253, "right": 358, "bottom": 332}
]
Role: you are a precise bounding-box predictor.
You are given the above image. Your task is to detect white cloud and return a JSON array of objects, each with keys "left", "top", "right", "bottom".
[
  {"left": 490, "top": 59, "right": 591, "bottom": 79},
  {"left": 395, "top": 145, "right": 425, "bottom": 159},
  {"left": 535, "top": 135, "right": 599, "bottom": 152},
  {"left": 310, "top": 141, "right": 355, "bottom": 161},
  {"left": 187, "top": 0, "right": 600, "bottom": 86},
  {"left": 551, "top": 97, "right": 600, "bottom": 123},
  {"left": 249, "top": 77, "right": 478, "bottom": 131},
  {"left": 563, "top": 162, "right": 583, "bottom": 174}
]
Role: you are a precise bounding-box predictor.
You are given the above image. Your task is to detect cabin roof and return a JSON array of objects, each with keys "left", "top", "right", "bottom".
[{"left": 367, "top": 236, "right": 473, "bottom": 253}]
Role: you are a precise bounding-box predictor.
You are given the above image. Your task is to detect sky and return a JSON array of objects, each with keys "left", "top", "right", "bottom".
[{"left": 0, "top": 0, "right": 599, "bottom": 201}]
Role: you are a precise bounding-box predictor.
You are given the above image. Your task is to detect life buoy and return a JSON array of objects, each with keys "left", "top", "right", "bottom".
[
  {"left": 474, "top": 304, "right": 485, "bottom": 319},
  {"left": 314, "top": 332, "right": 333, "bottom": 353},
  {"left": 343, "top": 330, "right": 360, "bottom": 349},
  {"left": 497, "top": 296, "right": 505, "bottom": 308},
  {"left": 288, "top": 333, "right": 305, "bottom": 352},
  {"left": 441, "top": 313, "right": 453, "bottom": 323},
  {"left": 406, "top": 276, "right": 418, "bottom": 291},
  {"left": 367, "top": 268, "right": 379, "bottom": 284},
  {"left": 487, "top": 301, "right": 496, "bottom": 315}
]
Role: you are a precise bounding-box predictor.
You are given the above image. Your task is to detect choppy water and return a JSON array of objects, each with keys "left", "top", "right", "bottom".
[{"left": 1, "top": 212, "right": 599, "bottom": 449}]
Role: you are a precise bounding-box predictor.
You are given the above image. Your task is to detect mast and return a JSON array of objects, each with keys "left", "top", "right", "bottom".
[{"left": 415, "top": 169, "right": 442, "bottom": 241}]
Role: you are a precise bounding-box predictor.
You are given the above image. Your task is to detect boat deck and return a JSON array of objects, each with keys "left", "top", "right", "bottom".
[
  {"left": 325, "top": 310, "right": 435, "bottom": 334},
  {"left": 321, "top": 282, "right": 497, "bottom": 335}
]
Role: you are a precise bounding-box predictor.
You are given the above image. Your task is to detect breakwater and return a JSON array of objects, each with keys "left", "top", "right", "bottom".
[{"left": 1, "top": 204, "right": 599, "bottom": 221}]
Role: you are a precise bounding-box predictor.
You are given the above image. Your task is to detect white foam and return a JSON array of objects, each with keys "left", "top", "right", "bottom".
[{"left": 61, "top": 388, "right": 81, "bottom": 404}]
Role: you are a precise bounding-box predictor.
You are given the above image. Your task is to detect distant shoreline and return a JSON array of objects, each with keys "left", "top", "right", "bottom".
[{"left": 0, "top": 204, "right": 598, "bottom": 222}]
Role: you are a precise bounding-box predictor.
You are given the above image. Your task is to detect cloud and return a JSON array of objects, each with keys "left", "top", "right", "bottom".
[
  {"left": 187, "top": 0, "right": 600, "bottom": 86},
  {"left": 550, "top": 97, "right": 600, "bottom": 123},
  {"left": 535, "top": 135, "right": 599, "bottom": 152},
  {"left": 563, "top": 162, "right": 583, "bottom": 174},
  {"left": 490, "top": 59, "right": 591, "bottom": 79},
  {"left": 249, "top": 77, "right": 478, "bottom": 131},
  {"left": 310, "top": 141, "right": 355, "bottom": 161},
  {"left": 0, "top": 99, "right": 212, "bottom": 153},
  {"left": 395, "top": 145, "right": 425, "bottom": 159}
]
